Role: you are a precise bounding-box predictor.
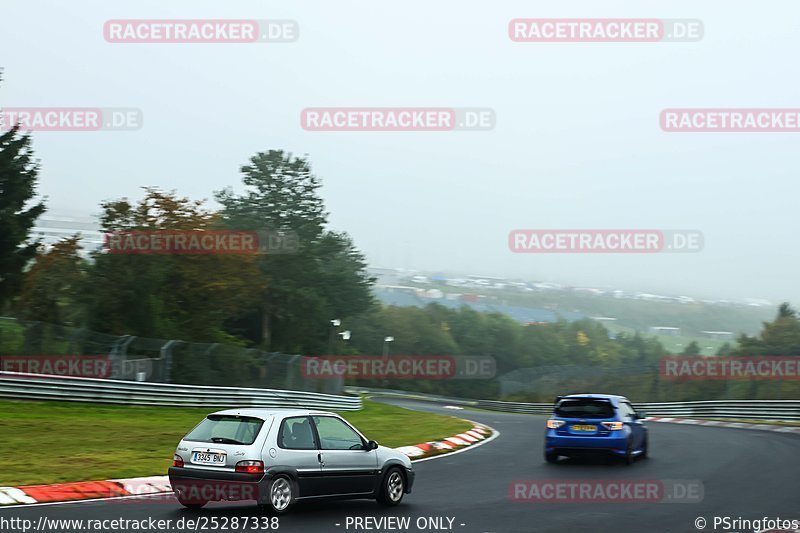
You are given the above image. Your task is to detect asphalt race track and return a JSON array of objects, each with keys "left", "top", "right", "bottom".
[{"left": 2, "top": 398, "right": 798, "bottom": 533}]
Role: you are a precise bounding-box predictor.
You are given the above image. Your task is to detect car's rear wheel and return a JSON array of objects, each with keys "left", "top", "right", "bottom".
[
  {"left": 624, "top": 440, "right": 635, "bottom": 465},
  {"left": 258, "top": 476, "right": 293, "bottom": 515},
  {"left": 377, "top": 467, "right": 405, "bottom": 506},
  {"left": 545, "top": 451, "right": 558, "bottom": 464},
  {"left": 176, "top": 495, "right": 207, "bottom": 510},
  {"left": 641, "top": 436, "right": 649, "bottom": 459}
]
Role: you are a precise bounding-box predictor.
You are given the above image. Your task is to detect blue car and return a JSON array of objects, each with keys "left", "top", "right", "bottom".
[{"left": 544, "top": 394, "right": 648, "bottom": 465}]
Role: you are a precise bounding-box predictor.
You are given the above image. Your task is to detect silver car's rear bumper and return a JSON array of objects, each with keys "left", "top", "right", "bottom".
[{"left": 169, "top": 466, "right": 266, "bottom": 502}]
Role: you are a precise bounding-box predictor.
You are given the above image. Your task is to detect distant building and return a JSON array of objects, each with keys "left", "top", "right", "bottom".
[
  {"left": 416, "top": 288, "right": 443, "bottom": 300},
  {"left": 649, "top": 326, "right": 681, "bottom": 336},
  {"left": 590, "top": 316, "right": 617, "bottom": 323},
  {"left": 573, "top": 287, "right": 604, "bottom": 295},
  {"left": 701, "top": 331, "right": 734, "bottom": 340},
  {"left": 377, "top": 285, "right": 417, "bottom": 293},
  {"left": 31, "top": 213, "right": 104, "bottom": 256}
]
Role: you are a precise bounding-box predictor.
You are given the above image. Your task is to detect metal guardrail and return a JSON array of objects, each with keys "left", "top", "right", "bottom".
[
  {"left": 0, "top": 372, "right": 362, "bottom": 411},
  {"left": 349, "top": 387, "right": 800, "bottom": 422}
]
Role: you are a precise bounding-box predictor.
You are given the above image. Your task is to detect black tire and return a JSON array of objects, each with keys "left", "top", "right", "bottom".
[
  {"left": 376, "top": 467, "right": 405, "bottom": 506},
  {"left": 545, "top": 452, "right": 558, "bottom": 464},
  {"left": 624, "top": 440, "right": 635, "bottom": 465},
  {"left": 176, "top": 496, "right": 207, "bottom": 510},
  {"left": 258, "top": 476, "right": 294, "bottom": 515},
  {"left": 641, "top": 436, "right": 648, "bottom": 459}
]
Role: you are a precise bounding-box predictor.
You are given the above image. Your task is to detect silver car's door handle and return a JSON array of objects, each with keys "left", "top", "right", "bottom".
[{"left": 318, "top": 452, "right": 324, "bottom": 467}]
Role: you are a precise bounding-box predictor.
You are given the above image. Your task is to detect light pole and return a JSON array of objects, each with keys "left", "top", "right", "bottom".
[
  {"left": 382, "top": 336, "right": 394, "bottom": 357},
  {"left": 328, "top": 319, "right": 340, "bottom": 354},
  {"left": 338, "top": 330, "right": 351, "bottom": 354},
  {"left": 381, "top": 336, "right": 394, "bottom": 387}
]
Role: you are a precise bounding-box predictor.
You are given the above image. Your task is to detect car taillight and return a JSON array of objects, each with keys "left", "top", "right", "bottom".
[
  {"left": 172, "top": 454, "right": 184, "bottom": 467},
  {"left": 547, "top": 419, "right": 565, "bottom": 429},
  {"left": 235, "top": 460, "right": 265, "bottom": 474},
  {"left": 601, "top": 421, "right": 624, "bottom": 430}
]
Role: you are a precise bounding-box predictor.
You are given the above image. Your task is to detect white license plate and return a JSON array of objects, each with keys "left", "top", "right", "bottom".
[{"left": 192, "top": 452, "right": 226, "bottom": 465}]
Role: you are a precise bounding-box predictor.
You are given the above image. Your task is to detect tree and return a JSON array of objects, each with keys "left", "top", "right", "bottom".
[
  {"left": 715, "top": 342, "right": 733, "bottom": 356},
  {"left": 16, "top": 236, "right": 84, "bottom": 325},
  {"left": 734, "top": 302, "right": 800, "bottom": 356},
  {"left": 0, "top": 123, "right": 46, "bottom": 309},
  {"left": 681, "top": 341, "right": 701, "bottom": 355},
  {"left": 216, "top": 150, "right": 374, "bottom": 352},
  {"left": 84, "top": 188, "right": 264, "bottom": 341},
  {"left": 777, "top": 302, "right": 796, "bottom": 319}
]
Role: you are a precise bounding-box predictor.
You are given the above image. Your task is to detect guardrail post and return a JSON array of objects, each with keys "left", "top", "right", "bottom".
[
  {"left": 286, "top": 354, "right": 302, "bottom": 390},
  {"left": 109, "top": 335, "right": 136, "bottom": 379},
  {"left": 161, "top": 340, "right": 183, "bottom": 383}
]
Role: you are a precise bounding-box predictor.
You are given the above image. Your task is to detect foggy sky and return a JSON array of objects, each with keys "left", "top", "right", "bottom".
[{"left": 1, "top": 0, "right": 798, "bottom": 304}]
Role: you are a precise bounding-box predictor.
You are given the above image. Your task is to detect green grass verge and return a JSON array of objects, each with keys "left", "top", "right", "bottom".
[{"left": 0, "top": 398, "right": 472, "bottom": 486}]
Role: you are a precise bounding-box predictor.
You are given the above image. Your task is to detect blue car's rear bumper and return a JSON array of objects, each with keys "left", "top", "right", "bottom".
[{"left": 545, "top": 431, "right": 629, "bottom": 456}]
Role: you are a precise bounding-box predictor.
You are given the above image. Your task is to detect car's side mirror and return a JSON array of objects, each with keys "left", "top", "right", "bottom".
[{"left": 365, "top": 440, "right": 378, "bottom": 451}]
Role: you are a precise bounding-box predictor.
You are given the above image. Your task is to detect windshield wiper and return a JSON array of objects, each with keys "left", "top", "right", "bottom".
[{"left": 211, "top": 437, "right": 245, "bottom": 445}]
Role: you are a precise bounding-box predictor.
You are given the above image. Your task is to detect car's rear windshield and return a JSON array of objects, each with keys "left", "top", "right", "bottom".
[
  {"left": 184, "top": 415, "right": 265, "bottom": 445},
  {"left": 555, "top": 399, "right": 615, "bottom": 419}
]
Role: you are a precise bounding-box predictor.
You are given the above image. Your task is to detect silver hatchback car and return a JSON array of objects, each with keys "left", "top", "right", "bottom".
[{"left": 168, "top": 408, "right": 415, "bottom": 514}]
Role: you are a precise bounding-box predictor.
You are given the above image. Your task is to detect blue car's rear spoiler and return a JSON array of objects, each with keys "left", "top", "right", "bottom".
[{"left": 554, "top": 395, "right": 614, "bottom": 406}]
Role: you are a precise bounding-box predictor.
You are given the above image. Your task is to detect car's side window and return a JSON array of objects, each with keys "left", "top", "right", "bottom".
[
  {"left": 278, "top": 416, "right": 317, "bottom": 450},
  {"left": 621, "top": 402, "right": 636, "bottom": 419},
  {"left": 313, "top": 416, "right": 364, "bottom": 450}
]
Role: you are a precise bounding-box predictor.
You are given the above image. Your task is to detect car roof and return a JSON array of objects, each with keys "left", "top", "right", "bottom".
[{"left": 209, "top": 408, "right": 338, "bottom": 418}]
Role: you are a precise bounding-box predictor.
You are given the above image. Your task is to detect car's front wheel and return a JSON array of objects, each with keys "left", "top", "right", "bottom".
[
  {"left": 258, "top": 476, "right": 294, "bottom": 515},
  {"left": 377, "top": 467, "right": 405, "bottom": 506}
]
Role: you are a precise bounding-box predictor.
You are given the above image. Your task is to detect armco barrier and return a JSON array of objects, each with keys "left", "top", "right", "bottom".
[
  {"left": 0, "top": 372, "right": 361, "bottom": 410},
  {"left": 349, "top": 387, "right": 800, "bottom": 422}
]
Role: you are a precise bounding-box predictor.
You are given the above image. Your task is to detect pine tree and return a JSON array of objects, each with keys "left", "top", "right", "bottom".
[{"left": 0, "top": 114, "right": 47, "bottom": 308}]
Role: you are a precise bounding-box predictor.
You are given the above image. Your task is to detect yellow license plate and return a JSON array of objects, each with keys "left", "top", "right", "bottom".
[{"left": 571, "top": 424, "right": 597, "bottom": 431}]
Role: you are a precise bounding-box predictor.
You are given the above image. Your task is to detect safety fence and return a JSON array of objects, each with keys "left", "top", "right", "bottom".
[
  {"left": 0, "top": 317, "right": 342, "bottom": 394},
  {"left": 0, "top": 372, "right": 361, "bottom": 410},
  {"left": 348, "top": 387, "right": 800, "bottom": 422}
]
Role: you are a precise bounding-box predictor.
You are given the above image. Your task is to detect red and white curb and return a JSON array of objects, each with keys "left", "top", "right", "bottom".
[
  {"left": 0, "top": 424, "right": 496, "bottom": 507},
  {"left": 647, "top": 417, "right": 800, "bottom": 435},
  {"left": 0, "top": 476, "right": 170, "bottom": 506},
  {"left": 394, "top": 422, "right": 494, "bottom": 459}
]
